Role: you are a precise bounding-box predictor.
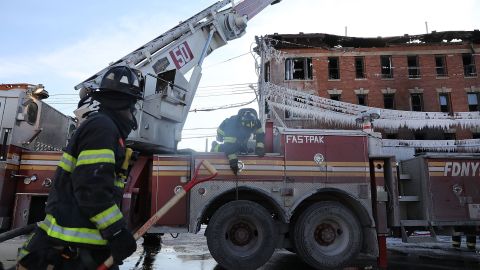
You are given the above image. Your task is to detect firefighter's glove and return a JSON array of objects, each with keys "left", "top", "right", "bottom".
[
  {"left": 108, "top": 228, "right": 137, "bottom": 265},
  {"left": 229, "top": 158, "right": 239, "bottom": 175},
  {"left": 255, "top": 146, "right": 265, "bottom": 157}
]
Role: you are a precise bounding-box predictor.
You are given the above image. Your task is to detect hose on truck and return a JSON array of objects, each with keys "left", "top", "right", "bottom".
[{"left": 0, "top": 224, "right": 36, "bottom": 243}]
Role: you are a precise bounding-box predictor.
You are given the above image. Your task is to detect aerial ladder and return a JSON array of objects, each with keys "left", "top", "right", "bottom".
[{"left": 75, "top": 0, "right": 282, "bottom": 153}]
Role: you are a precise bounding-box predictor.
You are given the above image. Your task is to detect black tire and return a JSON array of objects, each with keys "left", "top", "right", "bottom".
[
  {"left": 293, "top": 201, "right": 362, "bottom": 270},
  {"left": 206, "top": 200, "right": 277, "bottom": 270}
]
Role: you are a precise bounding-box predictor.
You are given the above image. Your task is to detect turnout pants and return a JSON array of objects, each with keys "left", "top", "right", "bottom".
[{"left": 17, "top": 228, "right": 118, "bottom": 270}]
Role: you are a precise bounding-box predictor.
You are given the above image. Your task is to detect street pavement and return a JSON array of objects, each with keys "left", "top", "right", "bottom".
[{"left": 1, "top": 229, "right": 478, "bottom": 270}]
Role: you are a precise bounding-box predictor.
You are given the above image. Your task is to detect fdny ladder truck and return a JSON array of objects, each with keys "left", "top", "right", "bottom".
[{"left": 1, "top": 1, "right": 479, "bottom": 269}]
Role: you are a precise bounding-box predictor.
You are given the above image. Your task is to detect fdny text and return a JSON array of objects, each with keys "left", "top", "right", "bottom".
[
  {"left": 286, "top": 135, "right": 324, "bottom": 144},
  {"left": 444, "top": 162, "right": 480, "bottom": 177}
]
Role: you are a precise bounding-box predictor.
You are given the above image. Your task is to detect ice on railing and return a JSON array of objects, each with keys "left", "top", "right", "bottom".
[{"left": 264, "top": 82, "right": 480, "bottom": 130}]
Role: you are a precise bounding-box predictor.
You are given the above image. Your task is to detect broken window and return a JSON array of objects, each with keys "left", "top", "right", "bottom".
[
  {"left": 328, "top": 57, "right": 340, "bottom": 80},
  {"left": 383, "top": 94, "right": 395, "bottom": 109},
  {"left": 330, "top": 94, "right": 341, "bottom": 101},
  {"left": 463, "top": 54, "right": 477, "bottom": 77},
  {"left": 410, "top": 93, "right": 423, "bottom": 111},
  {"left": 407, "top": 55, "right": 420, "bottom": 78},
  {"left": 357, "top": 94, "right": 368, "bottom": 106},
  {"left": 355, "top": 57, "right": 365, "bottom": 79},
  {"left": 285, "top": 58, "right": 312, "bottom": 80},
  {"left": 467, "top": 92, "right": 480, "bottom": 111},
  {"left": 380, "top": 55, "right": 393, "bottom": 79},
  {"left": 439, "top": 93, "right": 451, "bottom": 113},
  {"left": 435, "top": 55, "right": 448, "bottom": 77},
  {"left": 264, "top": 61, "right": 270, "bottom": 82}
]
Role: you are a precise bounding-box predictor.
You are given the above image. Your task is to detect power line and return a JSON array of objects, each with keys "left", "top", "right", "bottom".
[
  {"left": 203, "top": 51, "right": 251, "bottom": 69},
  {"left": 190, "top": 98, "right": 257, "bottom": 112}
]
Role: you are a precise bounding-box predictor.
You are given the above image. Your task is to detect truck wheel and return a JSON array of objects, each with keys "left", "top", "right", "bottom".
[
  {"left": 293, "top": 201, "right": 362, "bottom": 269},
  {"left": 206, "top": 200, "right": 276, "bottom": 270}
]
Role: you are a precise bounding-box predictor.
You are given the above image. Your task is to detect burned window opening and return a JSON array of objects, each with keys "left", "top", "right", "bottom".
[
  {"left": 330, "top": 94, "right": 341, "bottom": 101},
  {"left": 328, "top": 57, "right": 340, "bottom": 80},
  {"left": 357, "top": 94, "right": 368, "bottom": 106},
  {"left": 380, "top": 55, "right": 393, "bottom": 79},
  {"left": 407, "top": 55, "right": 420, "bottom": 78},
  {"left": 383, "top": 94, "right": 395, "bottom": 109},
  {"left": 285, "top": 58, "right": 312, "bottom": 80},
  {"left": 435, "top": 55, "right": 448, "bottom": 77},
  {"left": 462, "top": 53, "right": 477, "bottom": 77},
  {"left": 411, "top": 93, "right": 424, "bottom": 112},
  {"left": 355, "top": 57, "right": 365, "bottom": 79},
  {"left": 264, "top": 61, "right": 271, "bottom": 82}
]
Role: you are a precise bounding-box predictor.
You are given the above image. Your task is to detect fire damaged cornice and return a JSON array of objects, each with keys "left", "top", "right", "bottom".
[{"left": 266, "top": 30, "right": 480, "bottom": 49}]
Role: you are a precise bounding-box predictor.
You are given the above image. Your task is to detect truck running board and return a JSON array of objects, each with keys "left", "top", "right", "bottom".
[{"left": 400, "top": 220, "right": 438, "bottom": 243}]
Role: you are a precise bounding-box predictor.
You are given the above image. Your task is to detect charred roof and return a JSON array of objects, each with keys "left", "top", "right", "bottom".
[{"left": 266, "top": 30, "right": 480, "bottom": 49}]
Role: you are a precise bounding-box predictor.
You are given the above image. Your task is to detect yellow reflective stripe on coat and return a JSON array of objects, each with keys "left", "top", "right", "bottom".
[
  {"left": 39, "top": 214, "right": 107, "bottom": 245},
  {"left": 224, "top": 137, "right": 237, "bottom": 143},
  {"left": 18, "top": 248, "right": 29, "bottom": 259},
  {"left": 76, "top": 149, "right": 115, "bottom": 166},
  {"left": 227, "top": 153, "right": 237, "bottom": 160},
  {"left": 58, "top": 152, "right": 77, "bottom": 172},
  {"left": 89, "top": 205, "right": 123, "bottom": 230},
  {"left": 217, "top": 128, "right": 225, "bottom": 136},
  {"left": 256, "top": 142, "right": 264, "bottom": 148},
  {"left": 255, "top": 127, "right": 264, "bottom": 134}
]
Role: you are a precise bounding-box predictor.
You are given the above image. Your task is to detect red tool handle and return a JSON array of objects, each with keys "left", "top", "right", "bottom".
[{"left": 97, "top": 160, "right": 217, "bottom": 270}]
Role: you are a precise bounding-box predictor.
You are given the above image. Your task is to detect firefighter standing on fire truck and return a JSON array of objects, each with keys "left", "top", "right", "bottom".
[
  {"left": 17, "top": 66, "right": 144, "bottom": 269},
  {"left": 211, "top": 108, "right": 265, "bottom": 174}
]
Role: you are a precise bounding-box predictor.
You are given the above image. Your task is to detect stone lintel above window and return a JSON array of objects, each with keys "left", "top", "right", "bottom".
[
  {"left": 436, "top": 87, "right": 452, "bottom": 93},
  {"left": 408, "top": 87, "right": 424, "bottom": 94},
  {"left": 465, "top": 86, "right": 480, "bottom": 93},
  {"left": 354, "top": 88, "right": 369, "bottom": 95},
  {"left": 381, "top": 88, "right": 397, "bottom": 94},
  {"left": 327, "top": 89, "right": 343, "bottom": 95}
]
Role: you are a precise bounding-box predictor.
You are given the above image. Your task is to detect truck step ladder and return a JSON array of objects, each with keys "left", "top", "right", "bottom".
[{"left": 400, "top": 220, "right": 438, "bottom": 243}]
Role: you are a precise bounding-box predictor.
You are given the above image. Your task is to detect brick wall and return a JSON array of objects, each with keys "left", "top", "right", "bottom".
[{"left": 267, "top": 42, "right": 480, "bottom": 139}]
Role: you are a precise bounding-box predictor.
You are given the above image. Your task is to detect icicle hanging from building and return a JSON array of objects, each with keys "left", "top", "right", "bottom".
[
  {"left": 264, "top": 82, "right": 480, "bottom": 130},
  {"left": 382, "top": 139, "right": 480, "bottom": 153}
]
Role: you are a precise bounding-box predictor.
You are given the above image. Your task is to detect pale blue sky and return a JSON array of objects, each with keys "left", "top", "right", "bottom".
[{"left": 1, "top": 0, "right": 479, "bottom": 150}]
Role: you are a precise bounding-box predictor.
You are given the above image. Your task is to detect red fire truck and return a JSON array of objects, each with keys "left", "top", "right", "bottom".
[{"left": 1, "top": 1, "right": 479, "bottom": 269}]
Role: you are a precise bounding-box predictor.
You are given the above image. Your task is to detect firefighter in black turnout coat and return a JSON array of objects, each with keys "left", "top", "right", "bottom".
[
  {"left": 212, "top": 108, "right": 265, "bottom": 174},
  {"left": 17, "top": 66, "right": 144, "bottom": 269}
]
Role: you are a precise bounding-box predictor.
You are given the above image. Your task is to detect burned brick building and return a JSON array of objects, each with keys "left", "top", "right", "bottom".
[{"left": 259, "top": 30, "right": 480, "bottom": 140}]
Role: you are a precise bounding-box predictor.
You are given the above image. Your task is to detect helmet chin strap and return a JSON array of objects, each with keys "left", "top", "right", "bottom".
[{"left": 129, "top": 105, "right": 138, "bottom": 131}]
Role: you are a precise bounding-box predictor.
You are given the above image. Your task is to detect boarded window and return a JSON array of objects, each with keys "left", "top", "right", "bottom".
[{"left": 285, "top": 58, "right": 312, "bottom": 80}]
